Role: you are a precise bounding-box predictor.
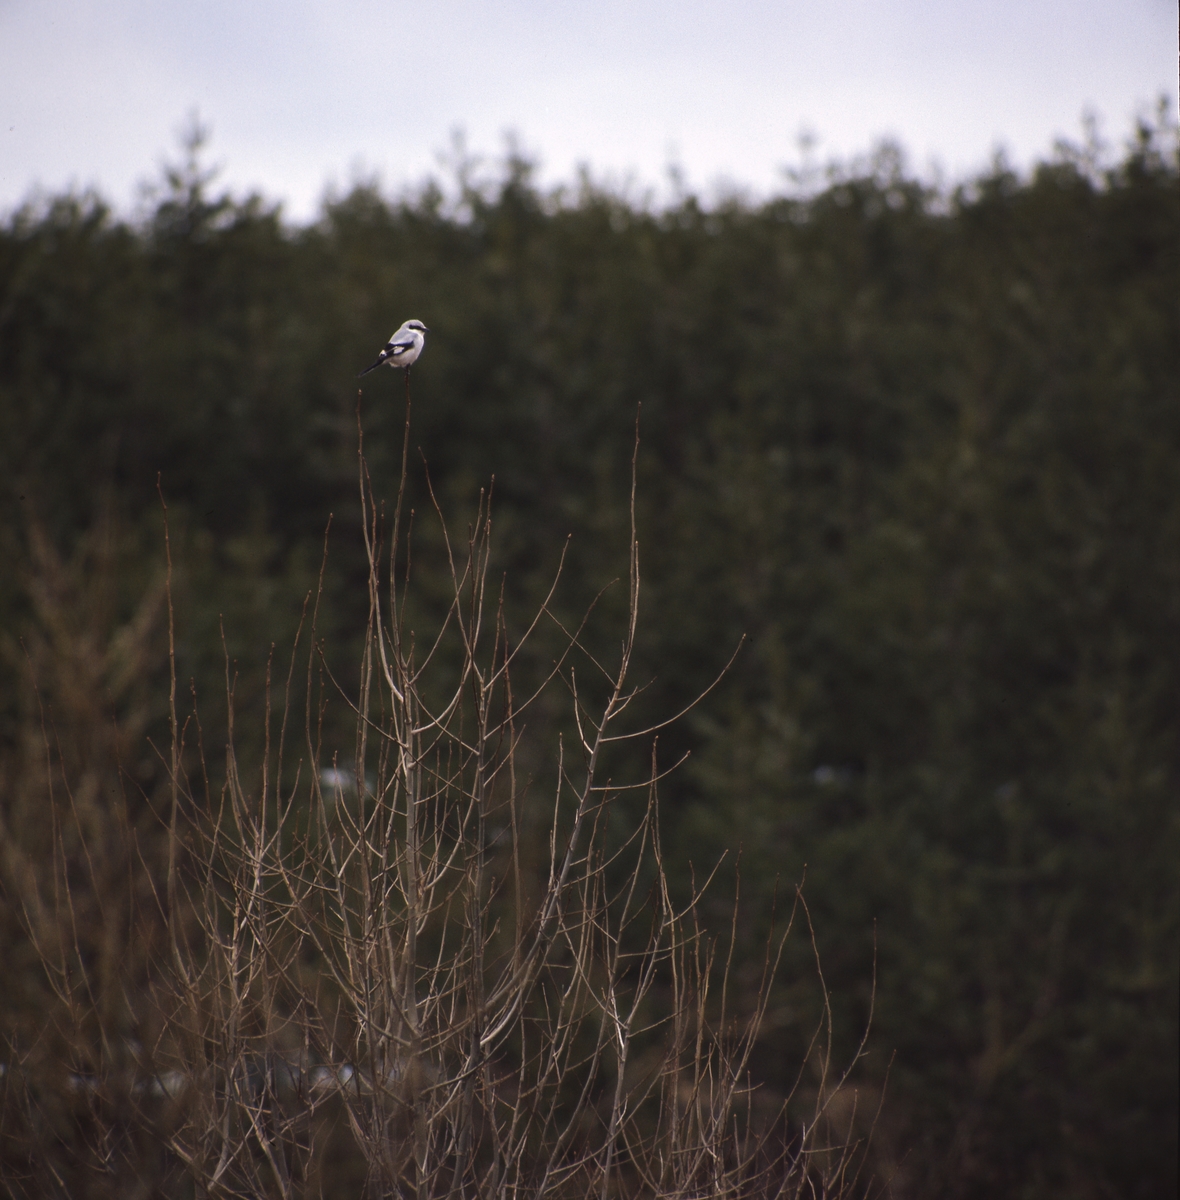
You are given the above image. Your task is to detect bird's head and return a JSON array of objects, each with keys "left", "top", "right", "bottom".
[{"left": 405, "top": 320, "right": 429, "bottom": 333}]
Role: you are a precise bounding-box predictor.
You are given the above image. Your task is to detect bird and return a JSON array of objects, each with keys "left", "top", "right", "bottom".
[{"left": 359, "top": 319, "right": 429, "bottom": 377}]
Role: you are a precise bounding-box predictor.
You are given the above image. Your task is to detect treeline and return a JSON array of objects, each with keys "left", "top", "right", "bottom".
[{"left": 1, "top": 119, "right": 1177, "bottom": 1197}]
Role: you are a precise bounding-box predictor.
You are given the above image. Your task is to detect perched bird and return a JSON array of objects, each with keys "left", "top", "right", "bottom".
[{"left": 359, "top": 319, "right": 429, "bottom": 376}]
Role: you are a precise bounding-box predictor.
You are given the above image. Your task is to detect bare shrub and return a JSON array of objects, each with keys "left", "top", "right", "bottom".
[{"left": 2, "top": 398, "right": 876, "bottom": 1198}]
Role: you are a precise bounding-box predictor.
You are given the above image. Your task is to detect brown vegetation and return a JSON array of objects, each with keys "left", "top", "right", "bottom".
[{"left": 0, "top": 408, "right": 876, "bottom": 1198}]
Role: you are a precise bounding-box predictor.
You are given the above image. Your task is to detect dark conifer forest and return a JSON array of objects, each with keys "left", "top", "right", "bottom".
[{"left": 0, "top": 117, "right": 1176, "bottom": 1198}]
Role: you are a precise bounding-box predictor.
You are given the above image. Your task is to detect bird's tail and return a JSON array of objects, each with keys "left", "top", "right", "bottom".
[{"left": 358, "top": 357, "right": 384, "bottom": 377}]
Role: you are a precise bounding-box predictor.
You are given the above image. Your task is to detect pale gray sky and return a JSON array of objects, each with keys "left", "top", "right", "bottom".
[{"left": 1, "top": 0, "right": 1174, "bottom": 219}]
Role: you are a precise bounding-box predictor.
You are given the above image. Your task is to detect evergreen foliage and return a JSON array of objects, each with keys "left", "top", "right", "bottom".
[{"left": 1, "top": 117, "right": 1176, "bottom": 1197}]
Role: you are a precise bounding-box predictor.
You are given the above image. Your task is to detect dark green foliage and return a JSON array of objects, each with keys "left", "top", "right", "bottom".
[{"left": 1, "top": 119, "right": 1176, "bottom": 1198}]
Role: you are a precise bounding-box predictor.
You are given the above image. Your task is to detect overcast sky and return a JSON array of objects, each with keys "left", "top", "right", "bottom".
[{"left": 1, "top": 0, "right": 1174, "bottom": 220}]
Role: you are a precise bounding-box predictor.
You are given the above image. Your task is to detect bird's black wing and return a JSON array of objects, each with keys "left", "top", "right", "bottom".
[{"left": 358, "top": 339, "right": 414, "bottom": 377}]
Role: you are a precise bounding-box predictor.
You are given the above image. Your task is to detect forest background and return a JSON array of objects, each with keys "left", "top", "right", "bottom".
[{"left": 0, "top": 112, "right": 1176, "bottom": 1198}]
